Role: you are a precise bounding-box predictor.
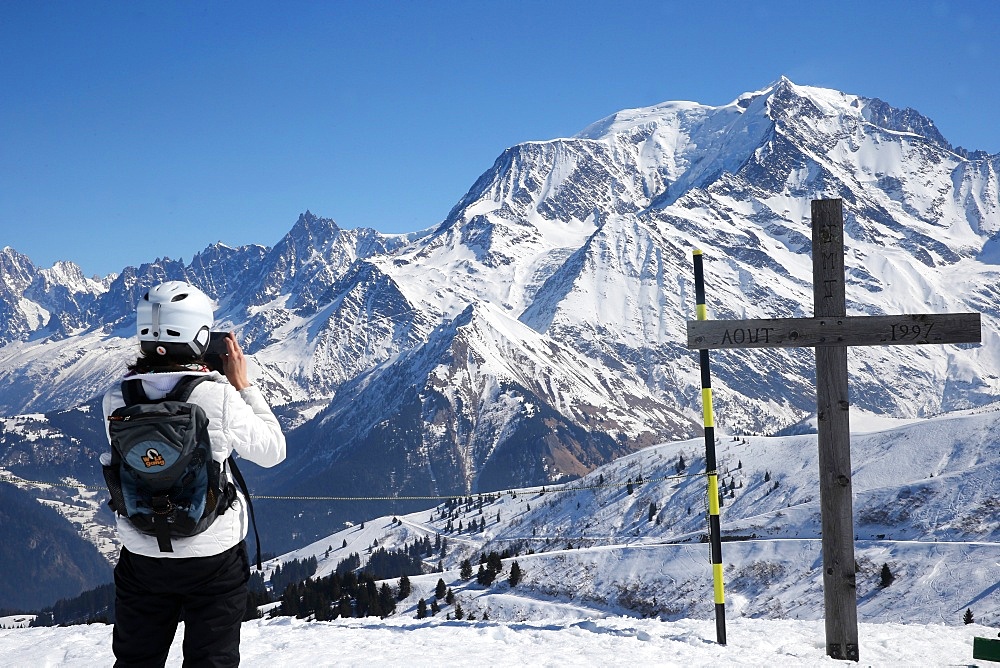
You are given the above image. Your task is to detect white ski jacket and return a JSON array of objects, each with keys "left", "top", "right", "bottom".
[{"left": 102, "top": 370, "right": 286, "bottom": 559}]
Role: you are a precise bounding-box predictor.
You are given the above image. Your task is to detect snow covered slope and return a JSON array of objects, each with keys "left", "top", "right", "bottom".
[{"left": 263, "top": 404, "right": 1000, "bottom": 628}]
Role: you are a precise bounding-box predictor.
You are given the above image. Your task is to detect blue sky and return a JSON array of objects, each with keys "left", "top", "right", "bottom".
[{"left": 2, "top": 0, "right": 998, "bottom": 278}]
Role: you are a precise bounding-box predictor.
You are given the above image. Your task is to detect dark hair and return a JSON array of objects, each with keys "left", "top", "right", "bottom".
[{"left": 127, "top": 349, "right": 204, "bottom": 374}]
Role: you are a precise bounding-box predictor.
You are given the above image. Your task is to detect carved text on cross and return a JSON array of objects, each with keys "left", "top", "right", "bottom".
[{"left": 689, "top": 313, "right": 980, "bottom": 350}]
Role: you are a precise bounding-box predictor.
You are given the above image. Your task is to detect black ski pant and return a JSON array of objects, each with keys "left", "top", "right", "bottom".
[{"left": 113, "top": 541, "right": 250, "bottom": 668}]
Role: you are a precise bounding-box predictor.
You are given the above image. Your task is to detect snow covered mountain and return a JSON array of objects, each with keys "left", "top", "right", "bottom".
[{"left": 1, "top": 79, "right": 999, "bottom": 550}]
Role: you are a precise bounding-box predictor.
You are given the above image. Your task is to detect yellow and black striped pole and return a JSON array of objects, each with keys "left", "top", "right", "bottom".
[{"left": 693, "top": 249, "right": 726, "bottom": 645}]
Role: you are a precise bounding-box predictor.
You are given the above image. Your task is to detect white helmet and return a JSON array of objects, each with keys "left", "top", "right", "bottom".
[{"left": 136, "top": 281, "right": 214, "bottom": 359}]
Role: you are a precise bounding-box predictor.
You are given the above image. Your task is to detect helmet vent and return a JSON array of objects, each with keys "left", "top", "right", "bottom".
[
  {"left": 166, "top": 329, "right": 181, "bottom": 337},
  {"left": 140, "top": 328, "right": 149, "bottom": 335},
  {"left": 171, "top": 294, "right": 188, "bottom": 302}
]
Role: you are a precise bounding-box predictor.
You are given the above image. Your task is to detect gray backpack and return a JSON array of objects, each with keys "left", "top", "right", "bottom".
[{"left": 103, "top": 375, "right": 235, "bottom": 553}]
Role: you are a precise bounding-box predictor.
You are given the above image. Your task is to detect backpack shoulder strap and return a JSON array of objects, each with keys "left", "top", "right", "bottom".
[
  {"left": 120, "top": 378, "right": 150, "bottom": 406},
  {"left": 166, "top": 374, "right": 211, "bottom": 402},
  {"left": 226, "top": 455, "right": 263, "bottom": 570}
]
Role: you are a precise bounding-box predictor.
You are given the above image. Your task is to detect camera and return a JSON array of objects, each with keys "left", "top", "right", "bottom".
[{"left": 204, "top": 331, "right": 230, "bottom": 372}]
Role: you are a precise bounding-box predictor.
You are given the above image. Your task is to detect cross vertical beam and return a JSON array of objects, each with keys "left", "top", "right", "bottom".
[{"left": 811, "top": 199, "right": 859, "bottom": 661}]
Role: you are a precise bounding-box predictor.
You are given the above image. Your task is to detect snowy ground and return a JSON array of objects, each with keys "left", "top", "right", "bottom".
[{"left": 0, "top": 614, "right": 993, "bottom": 666}]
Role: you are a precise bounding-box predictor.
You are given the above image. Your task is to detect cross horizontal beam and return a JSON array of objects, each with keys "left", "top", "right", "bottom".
[{"left": 687, "top": 312, "right": 981, "bottom": 350}]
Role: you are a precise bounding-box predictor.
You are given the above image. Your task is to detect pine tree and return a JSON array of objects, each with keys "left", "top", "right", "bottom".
[
  {"left": 357, "top": 581, "right": 374, "bottom": 618},
  {"left": 338, "top": 596, "right": 353, "bottom": 619},
  {"left": 487, "top": 551, "right": 503, "bottom": 574},
  {"left": 477, "top": 564, "right": 497, "bottom": 586},
  {"left": 446, "top": 588, "right": 455, "bottom": 605},
  {"left": 454, "top": 601, "right": 465, "bottom": 620},
  {"left": 648, "top": 501, "right": 657, "bottom": 522},
  {"left": 398, "top": 574, "right": 412, "bottom": 600},
  {"left": 879, "top": 563, "right": 894, "bottom": 588},
  {"left": 430, "top": 598, "right": 440, "bottom": 616},
  {"left": 416, "top": 598, "right": 427, "bottom": 619},
  {"left": 964, "top": 608, "right": 974, "bottom": 624},
  {"left": 435, "top": 578, "right": 447, "bottom": 600},
  {"left": 378, "top": 582, "right": 395, "bottom": 618},
  {"left": 508, "top": 560, "right": 522, "bottom": 587},
  {"left": 676, "top": 454, "right": 686, "bottom": 474},
  {"left": 460, "top": 558, "right": 473, "bottom": 580}
]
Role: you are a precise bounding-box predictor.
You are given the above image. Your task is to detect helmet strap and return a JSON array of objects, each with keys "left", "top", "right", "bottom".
[{"left": 189, "top": 326, "right": 210, "bottom": 357}]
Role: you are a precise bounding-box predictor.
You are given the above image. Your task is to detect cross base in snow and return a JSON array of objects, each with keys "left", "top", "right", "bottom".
[{"left": 686, "top": 199, "right": 981, "bottom": 662}]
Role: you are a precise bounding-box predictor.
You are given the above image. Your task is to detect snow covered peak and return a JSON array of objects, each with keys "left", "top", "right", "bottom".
[
  {"left": 289, "top": 210, "right": 341, "bottom": 242},
  {"left": 575, "top": 79, "right": 953, "bottom": 165},
  {"left": 575, "top": 99, "right": 711, "bottom": 141},
  {"left": 860, "top": 96, "right": 951, "bottom": 148},
  {"left": 0, "top": 246, "right": 36, "bottom": 291},
  {"left": 36, "top": 260, "right": 104, "bottom": 295}
]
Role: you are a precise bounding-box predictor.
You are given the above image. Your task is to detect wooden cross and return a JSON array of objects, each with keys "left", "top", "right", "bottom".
[{"left": 686, "top": 199, "right": 981, "bottom": 662}]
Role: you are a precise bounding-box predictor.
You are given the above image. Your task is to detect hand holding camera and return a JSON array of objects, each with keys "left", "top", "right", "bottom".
[{"left": 205, "top": 331, "right": 251, "bottom": 391}]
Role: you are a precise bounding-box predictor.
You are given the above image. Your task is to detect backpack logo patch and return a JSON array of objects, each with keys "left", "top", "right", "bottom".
[
  {"left": 142, "top": 448, "right": 166, "bottom": 468},
  {"left": 124, "top": 440, "right": 181, "bottom": 471}
]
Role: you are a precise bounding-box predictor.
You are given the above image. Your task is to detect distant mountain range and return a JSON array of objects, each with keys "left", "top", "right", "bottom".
[{"left": 1, "top": 78, "right": 999, "bottom": 558}]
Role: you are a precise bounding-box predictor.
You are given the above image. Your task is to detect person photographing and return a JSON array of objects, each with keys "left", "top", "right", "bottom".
[{"left": 101, "top": 281, "right": 285, "bottom": 667}]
